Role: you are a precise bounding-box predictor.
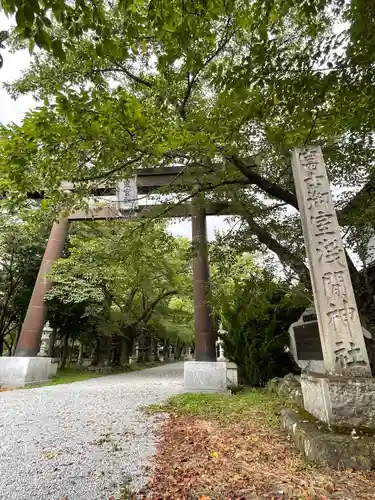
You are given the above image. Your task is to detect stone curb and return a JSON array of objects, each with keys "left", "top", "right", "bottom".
[{"left": 281, "top": 407, "right": 375, "bottom": 470}]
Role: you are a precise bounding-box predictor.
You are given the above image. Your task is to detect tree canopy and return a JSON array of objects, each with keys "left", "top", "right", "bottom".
[
  {"left": 1, "top": 1, "right": 374, "bottom": 263},
  {"left": 45, "top": 218, "right": 194, "bottom": 365},
  {"left": 1, "top": 0, "right": 375, "bottom": 353}
]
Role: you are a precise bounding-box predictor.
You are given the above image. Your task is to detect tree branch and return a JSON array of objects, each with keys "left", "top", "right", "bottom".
[
  {"left": 131, "top": 289, "right": 177, "bottom": 326},
  {"left": 75, "top": 155, "right": 143, "bottom": 182},
  {"left": 228, "top": 155, "right": 299, "bottom": 209},
  {"left": 113, "top": 288, "right": 138, "bottom": 316},
  {"left": 243, "top": 213, "right": 311, "bottom": 287},
  {"left": 111, "top": 62, "right": 153, "bottom": 88},
  {"left": 338, "top": 178, "right": 375, "bottom": 221},
  {"left": 84, "top": 109, "right": 134, "bottom": 141},
  {"left": 179, "top": 16, "right": 234, "bottom": 119},
  {"left": 82, "top": 64, "right": 153, "bottom": 88},
  {"left": 229, "top": 153, "right": 375, "bottom": 227}
]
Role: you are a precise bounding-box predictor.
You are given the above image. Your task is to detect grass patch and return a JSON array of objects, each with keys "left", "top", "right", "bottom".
[
  {"left": 21, "top": 367, "right": 107, "bottom": 389},
  {"left": 146, "top": 388, "right": 282, "bottom": 426}
]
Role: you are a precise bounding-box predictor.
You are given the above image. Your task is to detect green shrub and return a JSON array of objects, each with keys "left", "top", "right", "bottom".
[{"left": 222, "top": 273, "right": 308, "bottom": 386}]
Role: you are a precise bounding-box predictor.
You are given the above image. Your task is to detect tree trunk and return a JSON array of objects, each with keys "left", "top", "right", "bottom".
[
  {"left": 147, "top": 336, "right": 155, "bottom": 361},
  {"left": 0, "top": 334, "right": 4, "bottom": 357},
  {"left": 121, "top": 336, "right": 134, "bottom": 365},
  {"left": 143, "top": 334, "right": 152, "bottom": 362},
  {"left": 91, "top": 337, "right": 103, "bottom": 366},
  {"left": 7, "top": 340, "right": 13, "bottom": 356},
  {"left": 60, "top": 335, "right": 69, "bottom": 369},
  {"left": 177, "top": 343, "right": 184, "bottom": 361},
  {"left": 48, "top": 329, "right": 57, "bottom": 357},
  {"left": 112, "top": 335, "right": 123, "bottom": 366},
  {"left": 174, "top": 339, "right": 184, "bottom": 361},
  {"left": 153, "top": 339, "right": 159, "bottom": 361},
  {"left": 78, "top": 341, "right": 84, "bottom": 367},
  {"left": 163, "top": 339, "right": 170, "bottom": 359},
  {"left": 69, "top": 339, "right": 75, "bottom": 365},
  {"left": 12, "top": 324, "right": 22, "bottom": 356},
  {"left": 106, "top": 337, "right": 113, "bottom": 366},
  {"left": 138, "top": 330, "right": 146, "bottom": 362}
]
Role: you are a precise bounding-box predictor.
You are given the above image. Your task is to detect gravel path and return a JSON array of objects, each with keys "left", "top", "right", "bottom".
[{"left": 0, "top": 362, "right": 184, "bottom": 500}]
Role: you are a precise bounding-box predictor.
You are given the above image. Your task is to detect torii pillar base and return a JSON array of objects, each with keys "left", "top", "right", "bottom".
[
  {"left": 184, "top": 361, "right": 228, "bottom": 393},
  {"left": 0, "top": 357, "right": 58, "bottom": 388}
]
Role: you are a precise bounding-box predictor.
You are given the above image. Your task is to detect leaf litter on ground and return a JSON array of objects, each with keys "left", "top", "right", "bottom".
[{"left": 138, "top": 391, "right": 375, "bottom": 499}]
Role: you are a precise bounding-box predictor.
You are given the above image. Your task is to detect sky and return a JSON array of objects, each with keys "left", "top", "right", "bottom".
[
  {"left": 0, "top": 13, "right": 232, "bottom": 241},
  {"left": 0, "top": 14, "right": 36, "bottom": 124}
]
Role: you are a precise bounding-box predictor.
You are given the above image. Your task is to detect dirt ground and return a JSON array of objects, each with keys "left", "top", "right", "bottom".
[{"left": 138, "top": 393, "right": 375, "bottom": 500}]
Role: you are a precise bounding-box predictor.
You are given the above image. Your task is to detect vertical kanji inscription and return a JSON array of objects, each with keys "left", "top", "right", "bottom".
[{"left": 292, "top": 146, "right": 370, "bottom": 374}]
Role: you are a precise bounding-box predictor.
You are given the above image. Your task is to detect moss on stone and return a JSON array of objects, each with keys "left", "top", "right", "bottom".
[{"left": 281, "top": 407, "right": 375, "bottom": 470}]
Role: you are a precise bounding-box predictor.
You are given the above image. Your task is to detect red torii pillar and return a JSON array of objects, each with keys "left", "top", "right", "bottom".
[
  {"left": 15, "top": 201, "right": 216, "bottom": 360},
  {"left": 191, "top": 197, "right": 217, "bottom": 362},
  {"left": 15, "top": 217, "right": 70, "bottom": 357}
]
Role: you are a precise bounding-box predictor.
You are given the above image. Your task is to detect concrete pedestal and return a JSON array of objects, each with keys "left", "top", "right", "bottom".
[
  {"left": 227, "top": 362, "right": 238, "bottom": 387},
  {"left": 301, "top": 372, "right": 375, "bottom": 428},
  {"left": 0, "top": 357, "right": 58, "bottom": 387},
  {"left": 184, "top": 361, "right": 237, "bottom": 393},
  {"left": 81, "top": 358, "right": 91, "bottom": 368}
]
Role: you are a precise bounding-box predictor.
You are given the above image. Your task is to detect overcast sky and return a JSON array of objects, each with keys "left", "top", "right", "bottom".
[{"left": 0, "top": 13, "right": 233, "bottom": 241}]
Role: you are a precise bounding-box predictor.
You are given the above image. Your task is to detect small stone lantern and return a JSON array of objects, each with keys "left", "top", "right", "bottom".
[
  {"left": 38, "top": 322, "right": 53, "bottom": 357},
  {"left": 216, "top": 323, "right": 227, "bottom": 362}
]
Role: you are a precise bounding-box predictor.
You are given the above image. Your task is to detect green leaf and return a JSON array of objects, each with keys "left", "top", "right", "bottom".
[
  {"left": 34, "top": 29, "right": 52, "bottom": 50},
  {"left": 51, "top": 39, "right": 66, "bottom": 61},
  {"left": 95, "top": 43, "right": 104, "bottom": 57},
  {"left": 15, "top": 6, "right": 26, "bottom": 28},
  {"left": 24, "top": 3, "right": 35, "bottom": 24}
]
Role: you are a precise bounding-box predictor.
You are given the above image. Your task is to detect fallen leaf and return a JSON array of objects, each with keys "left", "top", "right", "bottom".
[{"left": 143, "top": 411, "right": 375, "bottom": 500}]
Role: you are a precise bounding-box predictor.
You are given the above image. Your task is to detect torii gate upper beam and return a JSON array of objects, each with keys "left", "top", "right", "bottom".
[{"left": 27, "top": 165, "right": 209, "bottom": 199}]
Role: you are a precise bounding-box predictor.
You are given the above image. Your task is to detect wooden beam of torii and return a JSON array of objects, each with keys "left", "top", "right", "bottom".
[
  {"left": 27, "top": 165, "right": 213, "bottom": 199},
  {"left": 15, "top": 167, "right": 237, "bottom": 363},
  {"left": 68, "top": 201, "right": 234, "bottom": 220}
]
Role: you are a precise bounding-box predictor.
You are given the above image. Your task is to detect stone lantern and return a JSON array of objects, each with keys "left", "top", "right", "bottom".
[
  {"left": 216, "top": 323, "right": 227, "bottom": 362},
  {"left": 38, "top": 322, "right": 53, "bottom": 357}
]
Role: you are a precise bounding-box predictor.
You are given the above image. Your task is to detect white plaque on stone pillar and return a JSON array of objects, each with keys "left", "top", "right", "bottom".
[
  {"left": 291, "top": 146, "right": 371, "bottom": 375},
  {"left": 117, "top": 176, "right": 138, "bottom": 212}
]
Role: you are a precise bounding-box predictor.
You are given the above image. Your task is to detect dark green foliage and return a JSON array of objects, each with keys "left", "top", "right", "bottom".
[{"left": 222, "top": 274, "right": 308, "bottom": 386}]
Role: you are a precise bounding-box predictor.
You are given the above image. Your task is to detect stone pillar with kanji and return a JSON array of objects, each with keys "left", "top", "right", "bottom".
[
  {"left": 292, "top": 145, "right": 370, "bottom": 375},
  {"left": 291, "top": 146, "right": 375, "bottom": 428}
]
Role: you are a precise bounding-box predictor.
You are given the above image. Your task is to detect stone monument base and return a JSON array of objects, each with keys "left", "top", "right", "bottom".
[
  {"left": 0, "top": 357, "right": 58, "bottom": 387},
  {"left": 184, "top": 360, "right": 237, "bottom": 393},
  {"left": 227, "top": 362, "right": 238, "bottom": 387},
  {"left": 281, "top": 407, "right": 375, "bottom": 470},
  {"left": 301, "top": 372, "right": 375, "bottom": 428}
]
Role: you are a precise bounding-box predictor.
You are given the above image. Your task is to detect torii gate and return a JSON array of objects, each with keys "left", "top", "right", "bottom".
[{"left": 10, "top": 166, "right": 238, "bottom": 389}]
